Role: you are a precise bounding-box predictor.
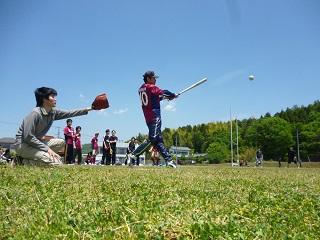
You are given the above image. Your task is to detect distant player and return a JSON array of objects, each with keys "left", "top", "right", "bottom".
[
  {"left": 149, "top": 145, "right": 160, "bottom": 166},
  {"left": 256, "top": 148, "right": 263, "bottom": 167},
  {"left": 131, "top": 71, "right": 178, "bottom": 168},
  {"left": 287, "top": 146, "right": 297, "bottom": 168}
]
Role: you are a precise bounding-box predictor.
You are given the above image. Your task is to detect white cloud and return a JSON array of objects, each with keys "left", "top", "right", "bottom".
[
  {"left": 97, "top": 109, "right": 108, "bottom": 116},
  {"left": 164, "top": 102, "right": 176, "bottom": 112},
  {"left": 114, "top": 108, "right": 128, "bottom": 115},
  {"left": 79, "top": 93, "right": 87, "bottom": 102}
]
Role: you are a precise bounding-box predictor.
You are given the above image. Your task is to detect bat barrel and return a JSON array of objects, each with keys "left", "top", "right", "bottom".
[{"left": 179, "top": 78, "right": 207, "bottom": 95}]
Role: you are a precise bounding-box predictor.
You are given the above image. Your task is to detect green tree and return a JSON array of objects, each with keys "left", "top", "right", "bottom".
[
  {"left": 300, "top": 118, "right": 320, "bottom": 158},
  {"left": 192, "top": 131, "right": 205, "bottom": 153},
  {"left": 206, "top": 142, "right": 229, "bottom": 164},
  {"left": 245, "top": 117, "right": 293, "bottom": 160}
]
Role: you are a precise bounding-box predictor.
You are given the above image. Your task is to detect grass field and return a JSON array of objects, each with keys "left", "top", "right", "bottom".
[{"left": 1, "top": 163, "right": 320, "bottom": 239}]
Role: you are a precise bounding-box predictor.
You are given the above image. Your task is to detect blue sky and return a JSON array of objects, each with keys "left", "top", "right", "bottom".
[{"left": 1, "top": 0, "right": 319, "bottom": 144}]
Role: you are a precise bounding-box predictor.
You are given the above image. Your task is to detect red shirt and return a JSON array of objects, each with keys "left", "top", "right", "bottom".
[
  {"left": 75, "top": 133, "right": 81, "bottom": 149},
  {"left": 64, "top": 126, "right": 74, "bottom": 145},
  {"left": 91, "top": 137, "right": 99, "bottom": 150},
  {"left": 138, "top": 83, "right": 175, "bottom": 123}
]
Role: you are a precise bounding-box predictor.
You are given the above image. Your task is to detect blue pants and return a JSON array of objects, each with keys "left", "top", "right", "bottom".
[{"left": 132, "top": 118, "right": 172, "bottom": 162}]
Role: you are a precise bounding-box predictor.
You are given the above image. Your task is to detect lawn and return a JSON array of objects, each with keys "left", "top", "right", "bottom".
[{"left": 1, "top": 163, "right": 320, "bottom": 239}]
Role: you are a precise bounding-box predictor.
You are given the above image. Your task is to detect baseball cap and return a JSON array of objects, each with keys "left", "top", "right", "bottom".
[{"left": 143, "top": 71, "right": 159, "bottom": 79}]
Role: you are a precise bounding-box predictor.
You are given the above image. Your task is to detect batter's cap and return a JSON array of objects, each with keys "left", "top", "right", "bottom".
[{"left": 143, "top": 71, "right": 159, "bottom": 78}]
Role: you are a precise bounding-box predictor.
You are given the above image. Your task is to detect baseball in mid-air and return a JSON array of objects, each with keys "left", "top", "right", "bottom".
[{"left": 249, "top": 75, "right": 254, "bottom": 81}]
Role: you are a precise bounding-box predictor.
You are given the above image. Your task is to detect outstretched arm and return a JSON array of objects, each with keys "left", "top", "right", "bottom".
[{"left": 162, "top": 90, "right": 179, "bottom": 101}]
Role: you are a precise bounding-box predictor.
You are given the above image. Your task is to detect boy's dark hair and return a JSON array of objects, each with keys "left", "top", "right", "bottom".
[
  {"left": 76, "top": 126, "right": 81, "bottom": 131},
  {"left": 35, "top": 87, "right": 57, "bottom": 107},
  {"left": 66, "top": 119, "right": 72, "bottom": 124}
]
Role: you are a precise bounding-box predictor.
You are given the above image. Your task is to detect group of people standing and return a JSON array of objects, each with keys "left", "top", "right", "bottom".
[
  {"left": 63, "top": 119, "right": 82, "bottom": 165},
  {"left": 100, "top": 129, "right": 118, "bottom": 165},
  {"left": 63, "top": 119, "right": 119, "bottom": 165}
]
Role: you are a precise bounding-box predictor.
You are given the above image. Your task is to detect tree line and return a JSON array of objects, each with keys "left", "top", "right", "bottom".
[
  {"left": 82, "top": 100, "right": 320, "bottom": 164},
  {"left": 134, "top": 100, "right": 320, "bottom": 163}
]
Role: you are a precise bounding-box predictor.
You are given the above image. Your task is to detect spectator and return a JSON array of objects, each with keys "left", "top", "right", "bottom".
[
  {"left": 102, "top": 129, "right": 111, "bottom": 165},
  {"left": 126, "top": 137, "right": 135, "bottom": 165},
  {"left": 85, "top": 151, "right": 92, "bottom": 165},
  {"left": 149, "top": 145, "right": 160, "bottom": 166},
  {"left": 2, "top": 149, "right": 13, "bottom": 164},
  {"left": 109, "top": 130, "right": 118, "bottom": 165},
  {"left": 91, "top": 133, "right": 99, "bottom": 165},
  {"left": 74, "top": 126, "right": 82, "bottom": 165},
  {"left": 64, "top": 119, "right": 75, "bottom": 164},
  {"left": 240, "top": 159, "right": 245, "bottom": 167}
]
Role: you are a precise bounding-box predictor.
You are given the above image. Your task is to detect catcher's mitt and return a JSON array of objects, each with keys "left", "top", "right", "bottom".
[{"left": 92, "top": 93, "right": 109, "bottom": 110}]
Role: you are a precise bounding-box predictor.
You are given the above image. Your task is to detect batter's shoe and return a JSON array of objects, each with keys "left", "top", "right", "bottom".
[{"left": 167, "top": 160, "right": 177, "bottom": 168}]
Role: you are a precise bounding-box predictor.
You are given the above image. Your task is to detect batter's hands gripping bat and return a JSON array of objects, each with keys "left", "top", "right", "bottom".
[{"left": 178, "top": 78, "right": 207, "bottom": 95}]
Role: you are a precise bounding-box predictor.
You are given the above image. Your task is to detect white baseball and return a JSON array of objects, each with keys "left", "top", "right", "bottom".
[{"left": 249, "top": 75, "right": 254, "bottom": 81}]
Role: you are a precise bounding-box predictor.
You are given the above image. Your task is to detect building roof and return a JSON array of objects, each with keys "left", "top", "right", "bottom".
[
  {"left": 0, "top": 137, "right": 15, "bottom": 149},
  {"left": 117, "top": 142, "right": 129, "bottom": 148},
  {"left": 0, "top": 137, "right": 15, "bottom": 144},
  {"left": 169, "top": 146, "right": 191, "bottom": 151}
]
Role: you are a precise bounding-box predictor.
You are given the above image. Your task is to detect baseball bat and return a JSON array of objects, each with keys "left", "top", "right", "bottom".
[{"left": 178, "top": 78, "right": 207, "bottom": 95}]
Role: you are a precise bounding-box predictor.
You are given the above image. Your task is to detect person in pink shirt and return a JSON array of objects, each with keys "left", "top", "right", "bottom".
[
  {"left": 64, "top": 119, "right": 75, "bottom": 164},
  {"left": 74, "top": 126, "right": 82, "bottom": 165},
  {"left": 91, "top": 132, "right": 99, "bottom": 164}
]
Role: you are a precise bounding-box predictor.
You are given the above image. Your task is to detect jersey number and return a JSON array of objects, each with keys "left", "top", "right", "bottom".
[{"left": 139, "top": 91, "right": 148, "bottom": 106}]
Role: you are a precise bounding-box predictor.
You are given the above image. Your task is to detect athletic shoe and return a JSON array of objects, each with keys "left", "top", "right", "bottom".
[
  {"left": 167, "top": 160, "right": 177, "bottom": 168},
  {"left": 129, "top": 155, "right": 138, "bottom": 167},
  {"left": 127, "top": 155, "right": 136, "bottom": 168}
]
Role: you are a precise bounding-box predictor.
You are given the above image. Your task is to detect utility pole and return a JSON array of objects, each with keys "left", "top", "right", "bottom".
[
  {"left": 236, "top": 117, "right": 239, "bottom": 165},
  {"left": 296, "top": 129, "right": 300, "bottom": 162},
  {"left": 175, "top": 134, "right": 178, "bottom": 161},
  {"left": 57, "top": 126, "right": 60, "bottom": 138},
  {"left": 230, "top": 107, "right": 233, "bottom": 166}
]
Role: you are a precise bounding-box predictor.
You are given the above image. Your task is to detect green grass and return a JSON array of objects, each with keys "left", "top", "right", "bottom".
[{"left": 1, "top": 163, "right": 320, "bottom": 239}]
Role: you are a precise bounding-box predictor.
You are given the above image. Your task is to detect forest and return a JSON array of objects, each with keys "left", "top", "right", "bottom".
[
  {"left": 134, "top": 100, "right": 320, "bottom": 163},
  {"left": 82, "top": 100, "right": 320, "bottom": 163}
]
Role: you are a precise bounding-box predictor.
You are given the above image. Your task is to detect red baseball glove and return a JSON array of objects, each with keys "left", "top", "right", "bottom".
[{"left": 92, "top": 93, "right": 109, "bottom": 110}]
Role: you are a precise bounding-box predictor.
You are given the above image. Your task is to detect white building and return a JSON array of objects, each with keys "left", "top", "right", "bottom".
[{"left": 168, "top": 146, "right": 191, "bottom": 158}]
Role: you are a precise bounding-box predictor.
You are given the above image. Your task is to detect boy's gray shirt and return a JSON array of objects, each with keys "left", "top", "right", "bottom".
[{"left": 15, "top": 107, "right": 89, "bottom": 152}]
